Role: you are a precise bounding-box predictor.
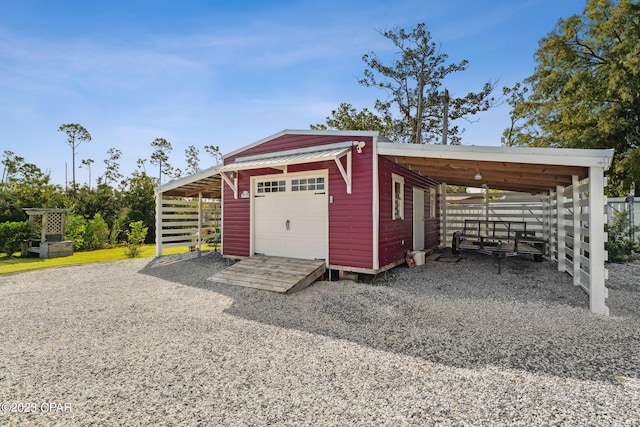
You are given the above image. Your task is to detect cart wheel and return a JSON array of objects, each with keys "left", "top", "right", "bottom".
[{"left": 533, "top": 254, "right": 544, "bottom": 262}]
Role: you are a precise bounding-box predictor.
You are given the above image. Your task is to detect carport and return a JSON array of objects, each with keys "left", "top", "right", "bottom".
[
  {"left": 377, "top": 142, "right": 614, "bottom": 315},
  {"left": 155, "top": 132, "right": 614, "bottom": 315}
]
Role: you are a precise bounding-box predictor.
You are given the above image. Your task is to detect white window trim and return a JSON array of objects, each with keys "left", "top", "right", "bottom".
[
  {"left": 429, "top": 187, "right": 437, "bottom": 219},
  {"left": 392, "top": 173, "right": 404, "bottom": 220}
]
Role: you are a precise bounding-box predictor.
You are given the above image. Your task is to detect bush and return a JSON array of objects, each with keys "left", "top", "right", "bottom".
[
  {"left": 0, "top": 221, "right": 30, "bottom": 256},
  {"left": 85, "top": 213, "right": 110, "bottom": 250},
  {"left": 605, "top": 211, "right": 639, "bottom": 262},
  {"left": 65, "top": 214, "right": 87, "bottom": 251},
  {"left": 124, "top": 220, "right": 148, "bottom": 258}
]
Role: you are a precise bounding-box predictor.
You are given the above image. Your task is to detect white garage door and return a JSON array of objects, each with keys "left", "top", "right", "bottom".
[{"left": 253, "top": 172, "right": 328, "bottom": 261}]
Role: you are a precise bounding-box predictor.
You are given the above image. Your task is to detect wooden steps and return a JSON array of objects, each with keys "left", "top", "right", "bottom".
[{"left": 208, "top": 256, "right": 326, "bottom": 293}]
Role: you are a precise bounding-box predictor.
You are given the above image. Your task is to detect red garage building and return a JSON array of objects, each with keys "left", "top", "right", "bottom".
[{"left": 217, "top": 129, "right": 439, "bottom": 275}]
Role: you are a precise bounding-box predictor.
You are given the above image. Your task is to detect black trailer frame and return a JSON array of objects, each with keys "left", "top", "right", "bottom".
[{"left": 452, "top": 220, "right": 547, "bottom": 272}]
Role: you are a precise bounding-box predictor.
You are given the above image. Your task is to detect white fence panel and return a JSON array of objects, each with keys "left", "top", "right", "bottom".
[{"left": 159, "top": 197, "right": 221, "bottom": 252}]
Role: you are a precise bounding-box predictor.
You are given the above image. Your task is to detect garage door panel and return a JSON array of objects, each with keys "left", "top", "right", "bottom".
[{"left": 253, "top": 173, "right": 328, "bottom": 261}]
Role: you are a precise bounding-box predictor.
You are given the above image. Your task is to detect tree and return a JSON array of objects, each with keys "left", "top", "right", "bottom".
[
  {"left": 311, "top": 103, "right": 395, "bottom": 136},
  {"left": 1, "top": 150, "right": 24, "bottom": 184},
  {"left": 0, "top": 161, "right": 65, "bottom": 222},
  {"left": 204, "top": 145, "right": 222, "bottom": 165},
  {"left": 136, "top": 158, "right": 148, "bottom": 173},
  {"left": 58, "top": 123, "right": 92, "bottom": 191},
  {"left": 150, "top": 137, "right": 173, "bottom": 184},
  {"left": 504, "top": 0, "right": 640, "bottom": 196},
  {"left": 359, "top": 23, "right": 495, "bottom": 144},
  {"left": 121, "top": 170, "right": 156, "bottom": 243},
  {"left": 80, "top": 158, "right": 94, "bottom": 189},
  {"left": 102, "top": 148, "right": 123, "bottom": 186},
  {"left": 69, "top": 182, "right": 122, "bottom": 229},
  {"left": 185, "top": 145, "right": 200, "bottom": 174}
]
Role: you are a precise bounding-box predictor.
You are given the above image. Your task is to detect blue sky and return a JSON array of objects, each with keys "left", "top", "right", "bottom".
[{"left": 0, "top": 0, "right": 585, "bottom": 187}]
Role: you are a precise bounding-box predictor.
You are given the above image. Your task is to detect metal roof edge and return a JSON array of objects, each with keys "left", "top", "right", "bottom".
[
  {"left": 377, "top": 143, "right": 615, "bottom": 169},
  {"left": 222, "top": 129, "right": 380, "bottom": 160},
  {"left": 156, "top": 164, "right": 221, "bottom": 194}
]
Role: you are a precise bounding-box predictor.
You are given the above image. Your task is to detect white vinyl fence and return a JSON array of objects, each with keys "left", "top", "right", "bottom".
[
  {"left": 442, "top": 192, "right": 546, "bottom": 249},
  {"left": 156, "top": 197, "right": 221, "bottom": 253},
  {"left": 605, "top": 196, "right": 639, "bottom": 240}
]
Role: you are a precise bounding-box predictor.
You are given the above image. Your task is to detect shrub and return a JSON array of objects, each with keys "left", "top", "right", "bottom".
[
  {"left": 85, "top": 213, "right": 110, "bottom": 250},
  {"left": 65, "top": 214, "right": 87, "bottom": 251},
  {"left": 0, "top": 221, "right": 30, "bottom": 256},
  {"left": 124, "top": 220, "right": 148, "bottom": 258},
  {"left": 605, "top": 211, "right": 639, "bottom": 263}
]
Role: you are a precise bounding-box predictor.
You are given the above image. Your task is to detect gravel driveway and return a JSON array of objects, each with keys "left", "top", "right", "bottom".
[{"left": 1, "top": 252, "right": 639, "bottom": 426}]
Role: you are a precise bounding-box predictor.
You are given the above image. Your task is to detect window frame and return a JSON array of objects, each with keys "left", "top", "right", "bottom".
[
  {"left": 429, "top": 187, "right": 437, "bottom": 219},
  {"left": 392, "top": 173, "right": 405, "bottom": 220}
]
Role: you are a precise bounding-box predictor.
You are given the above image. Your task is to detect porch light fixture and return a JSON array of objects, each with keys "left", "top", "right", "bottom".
[{"left": 474, "top": 169, "right": 482, "bottom": 180}]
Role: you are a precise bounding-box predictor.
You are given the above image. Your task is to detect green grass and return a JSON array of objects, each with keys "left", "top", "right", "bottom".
[{"left": 0, "top": 244, "right": 202, "bottom": 275}]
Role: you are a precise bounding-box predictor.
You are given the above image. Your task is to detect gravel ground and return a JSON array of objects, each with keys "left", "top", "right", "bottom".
[{"left": 0, "top": 251, "right": 639, "bottom": 426}]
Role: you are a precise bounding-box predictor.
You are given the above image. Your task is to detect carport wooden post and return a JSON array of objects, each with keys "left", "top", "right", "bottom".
[
  {"left": 556, "top": 185, "right": 566, "bottom": 272},
  {"left": 155, "top": 191, "right": 162, "bottom": 257},
  {"left": 440, "top": 183, "right": 447, "bottom": 247},
  {"left": 572, "top": 175, "right": 581, "bottom": 286},
  {"left": 543, "top": 191, "right": 552, "bottom": 254},
  {"left": 588, "top": 167, "right": 608, "bottom": 316},
  {"left": 197, "top": 192, "right": 203, "bottom": 252}
]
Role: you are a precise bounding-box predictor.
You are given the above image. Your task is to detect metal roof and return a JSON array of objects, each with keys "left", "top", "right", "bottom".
[
  {"left": 219, "top": 143, "right": 352, "bottom": 172},
  {"left": 157, "top": 130, "right": 616, "bottom": 198}
]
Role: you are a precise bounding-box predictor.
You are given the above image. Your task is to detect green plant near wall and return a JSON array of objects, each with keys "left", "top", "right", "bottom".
[{"left": 605, "top": 211, "right": 639, "bottom": 263}]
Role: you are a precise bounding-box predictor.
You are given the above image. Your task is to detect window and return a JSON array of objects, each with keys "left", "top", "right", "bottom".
[
  {"left": 429, "top": 188, "right": 437, "bottom": 218},
  {"left": 256, "top": 180, "right": 286, "bottom": 193},
  {"left": 292, "top": 177, "right": 325, "bottom": 192},
  {"left": 392, "top": 174, "right": 404, "bottom": 220}
]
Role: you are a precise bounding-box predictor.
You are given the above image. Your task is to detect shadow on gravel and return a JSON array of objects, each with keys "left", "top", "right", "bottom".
[{"left": 139, "top": 251, "right": 640, "bottom": 385}]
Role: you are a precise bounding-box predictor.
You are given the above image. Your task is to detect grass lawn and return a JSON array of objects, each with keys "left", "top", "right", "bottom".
[{"left": 0, "top": 245, "right": 214, "bottom": 275}]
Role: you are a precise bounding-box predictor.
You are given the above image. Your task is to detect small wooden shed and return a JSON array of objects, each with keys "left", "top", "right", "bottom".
[
  {"left": 22, "top": 208, "right": 73, "bottom": 258},
  {"left": 216, "top": 131, "right": 439, "bottom": 274}
]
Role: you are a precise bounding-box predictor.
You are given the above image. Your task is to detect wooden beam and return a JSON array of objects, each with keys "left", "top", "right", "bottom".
[
  {"left": 184, "top": 181, "right": 221, "bottom": 197},
  {"left": 406, "top": 165, "right": 564, "bottom": 193},
  {"left": 389, "top": 156, "right": 588, "bottom": 178}
]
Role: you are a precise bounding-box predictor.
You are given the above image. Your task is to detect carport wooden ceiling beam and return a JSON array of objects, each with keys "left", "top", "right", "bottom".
[
  {"left": 377, "top": 143, "right": 613, "bottom": 194},
  {"left": 396, "top": 159, "right": 584, "bottom": 193},
  {"left": 402, "top": 164, "right": 568, "bottom": 193}
]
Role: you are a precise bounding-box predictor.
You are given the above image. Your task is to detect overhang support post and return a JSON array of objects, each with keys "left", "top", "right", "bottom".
[
  {"left": 155, "top": 192, "right": 162, "bottom": 257},
  {"left": 197, "top": 192, "right": 203, "bottom": 253},
  {"left": 588, "top": 167, "right": 608, "bottom": 315},
  {"left": 572, "top": 175, "right": 581, "bottom": 286},
  {"left": 556, "top": 185, "right": 566, "bottom": 272}
]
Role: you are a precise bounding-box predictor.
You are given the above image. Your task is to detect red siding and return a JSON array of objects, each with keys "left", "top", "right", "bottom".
[
  {"left": 328, "top": 145, "right": 373, "bottom": 269},
  {"left": 222, "top": 133, "right": 375, "bottom": 269},
  {"left": 378, "top": 156, "right": 440, "bottom": 268}
]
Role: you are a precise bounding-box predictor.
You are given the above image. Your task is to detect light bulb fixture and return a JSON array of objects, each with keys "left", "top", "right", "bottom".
[{"left": 474, "top": 169, "right": 482, "bottom": 180}]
